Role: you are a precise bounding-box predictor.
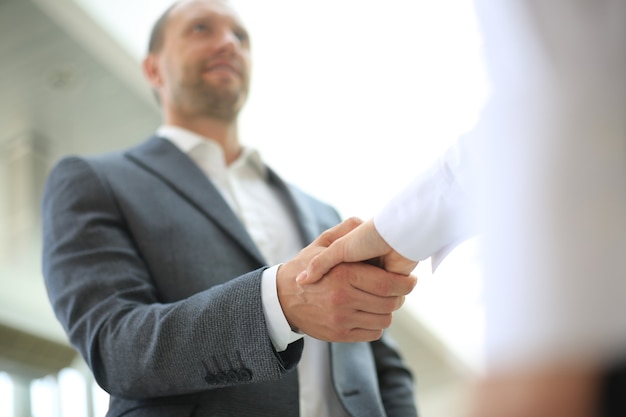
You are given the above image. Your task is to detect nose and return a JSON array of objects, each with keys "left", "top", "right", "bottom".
[{"left": 215, "top": 29, "right": 242, "bottom": 54}]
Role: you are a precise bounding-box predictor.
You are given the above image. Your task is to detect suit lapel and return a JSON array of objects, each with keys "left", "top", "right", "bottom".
[
  {"left": 330, "top": 342, "right": 386, "bottom": 416},
  {"left": 267, "top": 168, "right": 320, "bottom": 246},
  {"left": 125, "top": 136, "right": 266, "bottom": 265}
]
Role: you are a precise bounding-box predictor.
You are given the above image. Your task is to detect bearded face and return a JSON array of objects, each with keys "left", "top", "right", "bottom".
[
  {"left": 152, "top": 0, "right": 252, "bottom": 123},
  {"left": 172, "top": 53, "right": 250, "bottom": 122}
]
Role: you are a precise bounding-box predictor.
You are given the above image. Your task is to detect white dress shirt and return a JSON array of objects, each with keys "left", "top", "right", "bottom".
[
  {"left": 375, "top": 0, "right": 626, "bottom": 370},
  {"left": 158, "top": 126, "right": 348, "bottom": 417}
]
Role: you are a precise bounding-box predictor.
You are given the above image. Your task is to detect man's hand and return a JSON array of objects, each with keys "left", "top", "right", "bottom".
[
  {"left": 296, "top": 218, "right": 418, "bottom": 285},
  {"left": 276, "top": 218, "right": 417, "bottom": 342}
]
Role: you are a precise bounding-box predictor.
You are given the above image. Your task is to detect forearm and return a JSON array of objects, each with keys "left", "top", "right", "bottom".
[
  {"left": 46, "top": 246, "right": 293, "bottom": 398},
  {"left": 42, "top": 158, "right": 299, "bottom": 398}
]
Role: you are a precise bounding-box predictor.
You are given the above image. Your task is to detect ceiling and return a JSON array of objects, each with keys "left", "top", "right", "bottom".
[{"left": 0, "top": 0, "right": 160, "bottom": 344}]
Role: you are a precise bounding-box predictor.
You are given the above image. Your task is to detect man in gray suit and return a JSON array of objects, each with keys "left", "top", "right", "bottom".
[{"left": 41, "top": 1, "right": 418, "bottom": 416}]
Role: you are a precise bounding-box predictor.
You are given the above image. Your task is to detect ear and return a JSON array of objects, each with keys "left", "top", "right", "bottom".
[{"left": 142, "top": 54, "right": 163, "bottom": 90}]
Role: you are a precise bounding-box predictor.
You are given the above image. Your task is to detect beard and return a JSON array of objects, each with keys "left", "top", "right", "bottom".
[{"left": 173, "top": 66, "right": 249, "bottom": 122}]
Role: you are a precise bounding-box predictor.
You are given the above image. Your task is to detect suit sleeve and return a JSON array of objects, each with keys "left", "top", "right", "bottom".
[{"left": 42, "top": 156, "right": 302, "bottom": 399}]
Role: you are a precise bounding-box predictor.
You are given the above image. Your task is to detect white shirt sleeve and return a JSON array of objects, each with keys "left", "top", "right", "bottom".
[
  {"left": 374, "top": 131, "right": 482, "bottom": 269},
  {"left": 260, "top": 265, "right": 304, "bottom": 352}
]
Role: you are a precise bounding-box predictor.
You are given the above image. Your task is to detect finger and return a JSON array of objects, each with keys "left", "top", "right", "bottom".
[
  {"left": 296, "top": 218, "right": 363, "bottom": 284},
  {"left": 330, "top": 286, "right": 406, "bottom": 315},
  {"left": 331, "top": 310, "right": 394, "bottom": 331},
  {"left": 301, "top": 218, "right": 390, "bottom": 285},
  {"left": 319, "top": 327, "right": 384, "bottom": 343},
  {"left": 354, "top": 294, "right": 405, "bottom": 314},
  {"left": 296, "top": 241, "right": 346, "bottom": 284},
  {"left": 315, "top": 217, "right": 363, "bottom": 246},
  {"left": 342, "top": 328, "right": 384, "bottom": 343},
  {"left": 341, "top": 263, "right": 417, "bottom": 297},
  {"left": 318, "top": 311, "right": 393, "bottom": 342}
]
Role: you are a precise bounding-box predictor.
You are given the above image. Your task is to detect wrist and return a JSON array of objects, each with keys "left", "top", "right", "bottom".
[{"left": 276, "top": 262, "right": 302, "bottom": 332}]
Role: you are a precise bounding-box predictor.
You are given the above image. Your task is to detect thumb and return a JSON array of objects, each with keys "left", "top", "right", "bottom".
[
  {"left": 296, "top": 239, "right": 347, "bottom": 284},
  {"left": 294, "top": 218, "right": 362, "bottom": 285}
]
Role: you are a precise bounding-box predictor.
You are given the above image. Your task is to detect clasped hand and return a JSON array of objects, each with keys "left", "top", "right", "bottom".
[{"left": 277, "top": 218, "right": 417, "bottom": 343}]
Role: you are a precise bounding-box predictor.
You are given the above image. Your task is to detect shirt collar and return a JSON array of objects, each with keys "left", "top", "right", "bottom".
[
  {"left": 156, "top": 125, "right": 268, "bottom": 179},
  {"left": 233, "top": 147, "right": 267, "bottom": 179},
  {"left": 157, "top": 125, "right": 216, "bottom": 153}
]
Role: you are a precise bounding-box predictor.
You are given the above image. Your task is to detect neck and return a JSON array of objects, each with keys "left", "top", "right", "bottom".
[{"left": 166, "top": 113, "right": 242, "bottom": 165}]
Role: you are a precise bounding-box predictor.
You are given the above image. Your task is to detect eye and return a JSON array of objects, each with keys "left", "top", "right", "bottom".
[
  {"left": 234, "top": 29, "right": 249, "bottom": 45},
  {"left": 193, "top": 23, "right": 208, "bottom": 32}
]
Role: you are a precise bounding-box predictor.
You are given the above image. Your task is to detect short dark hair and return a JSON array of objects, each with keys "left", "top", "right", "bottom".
[{"left": 147, "top": 2, "right": 179, "bottom": 54}]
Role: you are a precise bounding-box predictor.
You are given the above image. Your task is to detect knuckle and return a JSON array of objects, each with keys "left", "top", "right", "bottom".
[
  {"left": 378, "top": 296, "right": 401, "bottom": 313},
  {"left": 345, "top": 216, "right": 359, "bottom": 223},
  {"left": 308, "top": 256, "right": 320, "bottom": 271},
  {"left": 329, "top": 326, "right": 350, "bottom": 341},
  {"left": 370, "top": 329, "right": 384, "bottom": 341},
  {"left": 380, "top": 314, "right": 393, "bottom": 329},
  {"left": 385, "top": 298, "right": 399, "bottom": 312},
  {"left": 328, "top": 288, "right": 348, "bottom": 306},
  {"left": 346, "top": 216, "right": 363, "bottom": 227},
  {"left": 381, "top": 280, "right": 393, "bottom": 296},
  {"left": 328, "top": 311, "right": 346, "bottom": 327},
  {"left": 331, "top": 263, "right": 350, "bottom": 278},
  {"left": 403, "top": 275, "right": 418, "bottom": 292},
  {"left": 372, "top": 278, "right": 391, "bottom": 296}
]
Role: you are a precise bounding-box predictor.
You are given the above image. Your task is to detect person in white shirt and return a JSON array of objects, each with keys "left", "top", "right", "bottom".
[{"left": 298, "top": 1, "right": 626, "bottom": 416}]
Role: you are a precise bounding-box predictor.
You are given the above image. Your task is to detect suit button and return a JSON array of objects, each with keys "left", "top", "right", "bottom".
[
  {"left": 204, "top": 374, "right": 216, "bottom": 385},
  {"left": 227, "top": 370, "right": 239, "bottom": 382},
  {"left": 215, "top": 372, "right": 228, "bottom": 384},
  {"left": 238, "top": 368, "right": 252, "bottom": 381}
]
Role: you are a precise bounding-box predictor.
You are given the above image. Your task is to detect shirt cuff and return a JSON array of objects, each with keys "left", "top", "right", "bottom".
[{"left": 261, "top": 265, "right": 305, "bottom": 352}]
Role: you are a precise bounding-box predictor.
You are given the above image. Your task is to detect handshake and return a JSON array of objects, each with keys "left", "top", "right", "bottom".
[{"left": 276, "top": 217, "right": 418, "bottom": 343}]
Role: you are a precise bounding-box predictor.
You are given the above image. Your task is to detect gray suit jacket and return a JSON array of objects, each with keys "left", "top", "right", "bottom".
[{"left": 42, "top": 137, "right": 418, "bottom": 417}]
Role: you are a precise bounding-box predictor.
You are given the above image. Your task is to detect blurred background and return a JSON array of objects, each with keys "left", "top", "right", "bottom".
[{"left": 0, "top": 0, "right": 489, "bottom": 415}]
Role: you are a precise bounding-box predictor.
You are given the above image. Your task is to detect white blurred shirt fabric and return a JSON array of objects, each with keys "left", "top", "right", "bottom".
[{"left": 375, "top": 0, "right": 626, "bottom": 371}]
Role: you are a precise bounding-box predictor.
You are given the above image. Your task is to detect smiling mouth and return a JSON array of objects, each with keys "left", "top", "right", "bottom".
[{"left": 205, "top": 63, "right": 241, "bottom": 77}]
